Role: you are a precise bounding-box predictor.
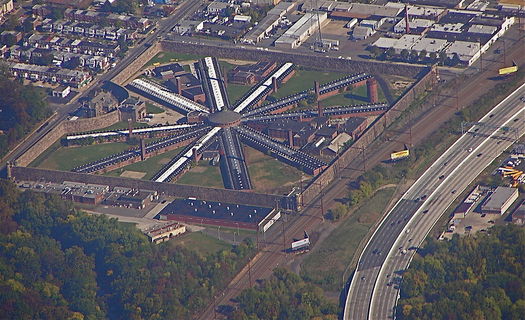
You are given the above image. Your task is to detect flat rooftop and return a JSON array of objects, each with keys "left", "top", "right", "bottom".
[{"left": 158, "top": 199, "right": 274, "bottom": 224}]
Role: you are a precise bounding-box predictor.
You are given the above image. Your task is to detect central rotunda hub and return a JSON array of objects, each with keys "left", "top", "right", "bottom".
[{"left": 206, "top": 110, "right": 241, "bottom": 128}]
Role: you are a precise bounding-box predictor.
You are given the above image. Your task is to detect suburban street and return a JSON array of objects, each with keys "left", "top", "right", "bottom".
[{"left": 345, "top": 82, "right": 525, "bottom": 320}]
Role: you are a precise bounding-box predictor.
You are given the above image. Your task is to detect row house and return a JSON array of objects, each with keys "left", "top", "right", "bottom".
[
  {"left": 40, "top": 19, "right": 136, "bottom": 41},
  {"left": 64, "top": 9, "right": 152, "bottom": 31},
  {"left": 9, "top": 46, "right": 109, "bottom": 71},
  {"left": 27, "top": 34, "right": 120, "bottom": 58},
  {"left": 10, "top": 62, "right": 92, "bottom": 87}
]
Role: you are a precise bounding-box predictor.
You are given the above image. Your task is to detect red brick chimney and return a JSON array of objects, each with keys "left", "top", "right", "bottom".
[
  {"left": 367, "top": 78, "right": 379, "bottom": 103},
  {"left": 128, "top": 119, "right": 133, "bottom": 137},
  {"left": 288, "top": 130, "right": 294, "bottom": 148},
  {"left": 314, "top": 80, "right": 320, "bottom": 101},
  {"left": 317, "top": 101, "right": 323, "bottom": 118},
  {"left": 140, "top": 139, "right": 146, "bottom": 161},
  {"left": 272, "top": 76, "right": 278, "bottom": 92}
]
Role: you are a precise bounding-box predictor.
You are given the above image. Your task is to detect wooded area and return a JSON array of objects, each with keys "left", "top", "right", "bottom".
[
  {"left": 0, "top": 64, "right": 52, "bottom": 159},
  {"left": 0, "top": 179, "right": 255, "bottom": 319},
  {"left": 231, "top": 268, "right": 339, "bottom": 320},
  {"left": 398, "top": 226, "right": 525, "bottom": 320}
]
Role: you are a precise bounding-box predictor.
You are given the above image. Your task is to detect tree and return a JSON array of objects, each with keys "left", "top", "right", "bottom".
[
  {"left": 369, "top": 45, "right": 382, "bottom": 58},
  {"left": 418, "top": 49, "right": 427, "bottom": 61},
  {"left": 400, "top": 49, "right": 409, "bottom": 61},
  {"left": 429, "top": 52, "right": 438, "bottom": 62},
  {"left": 386, "top": 47, "right": 396, "bottom": 59}
]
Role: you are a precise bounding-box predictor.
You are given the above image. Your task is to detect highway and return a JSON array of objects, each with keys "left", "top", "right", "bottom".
[
  {"left": 1, "top": 0, "right": 204, "bottom": 169},
  {"left": 345, "top": 82, "right": 525, "bottom": 320}
]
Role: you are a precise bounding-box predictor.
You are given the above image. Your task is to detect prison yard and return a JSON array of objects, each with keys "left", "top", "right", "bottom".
[{"left": 31, "top": 54, "right": 394, "bottom": 196}]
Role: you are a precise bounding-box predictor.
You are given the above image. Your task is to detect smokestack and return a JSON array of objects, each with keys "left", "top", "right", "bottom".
[
  {"left": 223, "top": 68, "right": 228, "bottom": 87},
  {"left": 367, "top": 78, "right": 379, "bottom": 104},
  {"left": 176, "top": 78, "right": 182, "bottom": 94},
  {"left": 128, "top": 119, "right": 133, "bottom": 137},
  {"left": 314, "top": 80, "right": 320, "bottom": 101},
  {"left": 317, "top": 101, "right": 323, "bottom": 118},
  {"left": 288, "top": 130, "right": 294, "bottom": 148},
  {"left": 192, "top": 148, "right": 200, "bottom": 164},
  {"left": 140, "top": 139, "right": 146, "bottom": 161},
  {"left": 272, "top": 76, "right": 278, "bottom": 92},
  {"left": 405, "top": 4, "right": 410, "bottom": 34}
]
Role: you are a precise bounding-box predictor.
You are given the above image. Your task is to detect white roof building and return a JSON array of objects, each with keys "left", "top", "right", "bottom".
[
  {"left": 372, "top": 37, "right": 398, "bottom": 49},
  {"left": 445, "top": 40, "right": 481, "bottom": 65},
  {"left": 411, "top": 37, "right": 449, "bottom": 55},
  {"left": 393, "top": 18, "right": 434, "bottom": 33},
  {"left": 391, "top": 34, "right": 420, "bottom": 53},
  {"left": 468, "top": 24, "right": 497, "bottom": 35},
  {"left": 431, "top": 23, "right": 465, "bottom": 34}
]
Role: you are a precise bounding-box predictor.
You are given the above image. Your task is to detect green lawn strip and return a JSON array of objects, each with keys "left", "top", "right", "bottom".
[
  {"left": 105, "top": 147, "right": 184, "bottom": 180},
  {"left": 227, "top": 83, "right": 252, "bottom": 105},
  {"left": 177, "top": 162, "right": 224, "bottom": 188},
  {"left": 170, "top": 231, "right": 232, "bottom": 256},
  {"left": 146, "top": 102, "right": 165, "bottom": 114},
  {"left": 147, "top": 52, "right": 205, "bottom": 66},
  {"left": 245, "top": 147, "right": 305, "bottom": 194},
  {"left": 273, "top": 69, "right": 347, "bottom": 99},
  {"left": 29, "top": 140, "right": 62, "bottom": 168},
  {"left": 301, "top": 187, "right": 396, "bottom": 291},
  {"left": 37, "top": 142, "right": 132, "bottom": 171}
]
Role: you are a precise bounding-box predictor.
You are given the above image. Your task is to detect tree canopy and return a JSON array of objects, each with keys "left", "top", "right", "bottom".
[
  {"left": 0, "top": 179, "right": 255, "bottom": 319},
  {"left": 398, "top": 226, "right": 525, "bottom": 320},
  {"left": 231, "top": 268, "right": 339, "bottom": 320},
  {"left": 0, "top": 64, "right": 52, "bottom": 158}
]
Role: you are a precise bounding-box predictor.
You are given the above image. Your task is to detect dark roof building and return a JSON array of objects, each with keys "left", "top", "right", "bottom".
[
  {"left": 153, "top": 63, "right": 185, "bottom": 79},
  {"left": 157, "top": 198, "right": 281, "bottom": 232},
  {"left": 228, "top": 61, "right": 277, "bottom": 85}
]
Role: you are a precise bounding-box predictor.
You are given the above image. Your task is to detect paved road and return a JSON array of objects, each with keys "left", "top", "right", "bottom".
[
  {"left": 345, "top": 81, "right": 525, "bottom": 320},
  {"left": 1, "top": 0, "right": 203, "bottom": 169}
]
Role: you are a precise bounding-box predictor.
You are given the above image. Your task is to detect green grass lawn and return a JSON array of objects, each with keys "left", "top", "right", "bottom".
[
  {"left": 36, "top": 142, "right": 132, "bottom": 171},
  {"left": 177, "top": 162, "right": 224, "bottom": 188},
  {"left": 146, "top": 102, "right": 165, "bottom": 114},
  {"left": 147, "top": 52, "right": 205, "bottom": 66},
  {"left": 245, "top": 147, "right": 306, "bottom": 194},
  {"left": 301, "top": 187, "right": 396, "bottom": 291},
  {"left": 169, "top": 231, "right": 231, "bottom": 256},
  {"left": 105, "top": 147, "right": 184, "bottom": 180},
  {"left": 227, "top": 83, "right": 252, "bottom": 105},
  {"left": 272, "top": 69, "right": 347, "bottom": 99}
]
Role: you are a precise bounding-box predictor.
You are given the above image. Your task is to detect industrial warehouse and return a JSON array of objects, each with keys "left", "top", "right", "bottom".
[{"left": 157, "top": 198, "right": 281, "bottom": 232}]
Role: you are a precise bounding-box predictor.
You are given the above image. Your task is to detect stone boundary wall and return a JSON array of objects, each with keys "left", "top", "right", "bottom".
[
  {"left": 16, "top": 111, "right": 121, "bottom": 167},
  {"left": 112, "top": 42, "right": 162, "bottom": 86},
  {"left": 10, "top": 167, "right": 295, "bottom": 210},
  {"left": 160, "top": 40, "right": 426, "bottom": 77},
  {"left": 300, "top": 66, "right": 438, "bottom": 206}
]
